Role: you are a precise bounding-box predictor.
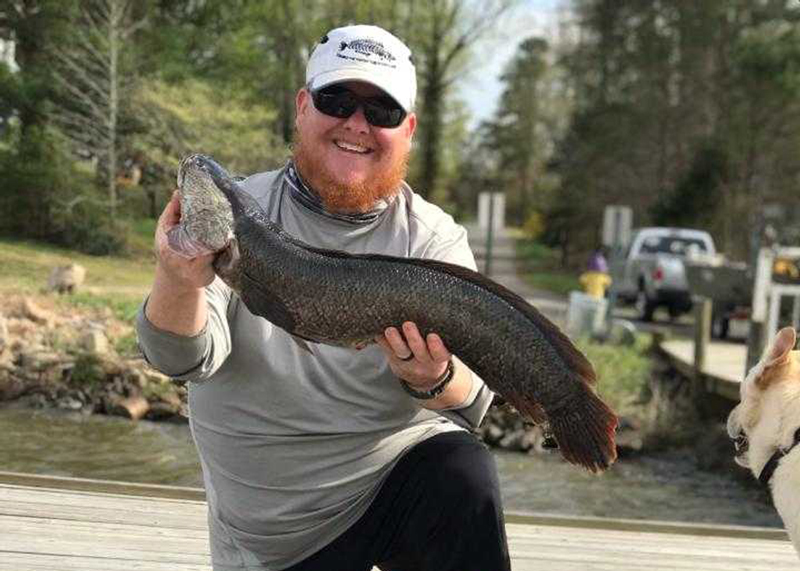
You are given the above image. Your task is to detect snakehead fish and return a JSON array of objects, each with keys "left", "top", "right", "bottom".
[{"left": 168, "top": 154, "right": 618, "bottom": 473}]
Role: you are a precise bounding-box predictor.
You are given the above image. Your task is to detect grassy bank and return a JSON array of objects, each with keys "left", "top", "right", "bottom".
[
  {"left": 0, "top": 228, "right": 155, "bottom": 322},
  {"left": 515, "top": 239, "right": 581, "bottom": 296},
  {"left": 576, "top": 335, "right": 653, "bottom": 418}
]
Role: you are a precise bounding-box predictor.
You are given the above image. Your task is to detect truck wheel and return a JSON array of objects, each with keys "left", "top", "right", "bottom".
[{"left": 635, "top": 288, "right": 655, "bottom": 322}]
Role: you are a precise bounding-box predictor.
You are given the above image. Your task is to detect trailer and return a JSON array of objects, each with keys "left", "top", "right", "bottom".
[{"left": 684, "top": 257, "right": 751, "bottom": 338}]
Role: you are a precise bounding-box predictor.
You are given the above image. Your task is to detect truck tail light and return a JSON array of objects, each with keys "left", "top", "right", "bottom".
[{"left": 652, "top": 266, "right": 664, "bottom": 282}]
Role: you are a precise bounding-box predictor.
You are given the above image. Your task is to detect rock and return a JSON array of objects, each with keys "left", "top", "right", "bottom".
[
  {"left": 126, "top": 369, "right": 147, "bottom": 390},
  {"left": 152, "top": 386, "right": 182, "bottom": 409},
  {"left": 484, "top": 423, "right": 505, "bottom": 445},
  {"left": 615, "top": 429, "right": 644, "bottom": 454},
  {"left": 22, "top": 298, "right": 53, "bottom": 326},
  {"left": 81, "top": 329, "right": 109, "bottom": 355},
  {"left": 18, "top": 350, "right": 65, "bottom": 371},
  {"left": 0, "top": 348, "right": 13, "bottom": 368},
  {"left": 521, "top": 426, "right": 545, "bottom": 453},
  {"left": 144, "top": 369, "right": 170, "bottom": 384},
  {"left": 28, "top": 393, "right": 50, "bottom": 409},
  {"left": 7, "top": 317, "right": 37, "bottom": 338},
  {"left": 108, "top": 394, "right": 150, "bottom": 420},
  {"left": 499, "top": 429, "right": 528, "bottom": 452},
  {"left": 0, "top": 374, "right": 26, "bottom": 401},
  {"left": 47, "top": 263, "right": 86, "bottom": 294},
  {"left": 0, "top": 315, "right": 7, "bottom": 352},
  {"left": 145, "top": 401, "right": 181, "bottom": 421},
  {"left": 57, "top": 396, "right": 84, "bottom": 411}
]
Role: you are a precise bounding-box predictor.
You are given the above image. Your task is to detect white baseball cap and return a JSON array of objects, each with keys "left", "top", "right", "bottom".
[{"left": 305, "top": 25, "right": 417, "bottom": 113}]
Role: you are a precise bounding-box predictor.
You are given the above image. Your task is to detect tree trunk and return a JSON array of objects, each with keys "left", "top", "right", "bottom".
[{"left": 108, "top": 2, "right": 119, "bottom": 221}]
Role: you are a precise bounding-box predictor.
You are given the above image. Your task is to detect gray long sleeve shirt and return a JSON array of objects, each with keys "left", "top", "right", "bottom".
[{"left": 135, "top": 165, "right": 494, "bottom": 570}]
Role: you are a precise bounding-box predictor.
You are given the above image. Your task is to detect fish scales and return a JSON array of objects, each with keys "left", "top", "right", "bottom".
[{"left": 172, "top": 154, "right": 619, "bottom": 473}]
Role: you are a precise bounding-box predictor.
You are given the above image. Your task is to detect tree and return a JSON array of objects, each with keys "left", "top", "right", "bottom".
[
  {"left": 403, "top": 0, "right": 516, "bottom": 199},
  {"left": 49, "top": 0, "right": 144, "bottom": 221},
  {"left": 547, "top": 0, "right": 800, "bottom": 263},
  {"left": 131, "top": 77, "right": 286, "bottom": 181},
  {"left": 480, "top": 37, "right": 553, "bottom": 225},
  {"left": 0, "top": 0, "right": 81, "bottom": 239}
]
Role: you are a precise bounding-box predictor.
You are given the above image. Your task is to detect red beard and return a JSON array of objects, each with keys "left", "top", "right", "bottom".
[{"left": 292, "top": 130, "right": 409, "bottom": 213}]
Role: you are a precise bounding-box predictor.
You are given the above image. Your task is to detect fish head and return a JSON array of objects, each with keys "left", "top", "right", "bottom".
[{"left": 170, "top": 154, "right": 235, "bottom": 257}]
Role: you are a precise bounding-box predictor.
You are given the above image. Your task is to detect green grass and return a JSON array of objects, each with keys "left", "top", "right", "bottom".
[
  {"left": 0, "top": 233, "right": 155, "bottom": 322},
  {"left": 128, "top": 218, "right": 157, "bottom": 258},
  {"left": 515, "top": 239, "right": 581, "bottom": 296},
  {"left": 576, "top": 335, "right": 653, "bottom": 417},
  {"left": 115, "top": 332, "right": 140, "bottom": 357},
  {"left": 65, "top": 292, "right": 143, "bottom": 322}
]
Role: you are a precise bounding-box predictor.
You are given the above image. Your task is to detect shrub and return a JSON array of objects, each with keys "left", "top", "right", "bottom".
[{"left": 522, "top": 210, "right": 545, "bottom": 241}]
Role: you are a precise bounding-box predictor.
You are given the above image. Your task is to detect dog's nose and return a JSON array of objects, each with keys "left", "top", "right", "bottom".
[{"left": 726, "top": 407, "right": 742, "bottom": 439}]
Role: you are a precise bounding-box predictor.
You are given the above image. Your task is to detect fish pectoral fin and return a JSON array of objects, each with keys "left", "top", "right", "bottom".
[
  {"left": 214, "top": 238, "right": 240, "bottom": 276},
  {"left": 239, "top": 270, "right": 298, "bottom": 332}
]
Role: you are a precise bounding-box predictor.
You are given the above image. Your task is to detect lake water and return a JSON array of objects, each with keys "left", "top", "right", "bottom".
[{"left": 0, "top": 406, "right": 781, "bottom": 527}]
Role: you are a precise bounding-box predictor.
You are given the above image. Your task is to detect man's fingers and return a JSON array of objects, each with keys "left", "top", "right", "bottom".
[
  {"left": 164, "top": 190, "right": 182, "bottom": 225},
  {"left": 402, "top": 321, "right": 431, "bottom": 363},
  {"left": 426, "top": 333, "right": 451, "bottom": 363},
  {"left": 156, "top": 190, "right": 179, "bottom": 229},
  {"left": 383, "top": 326, "right": 412, "bottom": 359}
]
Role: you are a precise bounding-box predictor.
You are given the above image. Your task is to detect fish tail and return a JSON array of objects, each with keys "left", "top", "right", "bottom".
[{"left": 547, "top": 388, "right": 618, "bottom": 473}]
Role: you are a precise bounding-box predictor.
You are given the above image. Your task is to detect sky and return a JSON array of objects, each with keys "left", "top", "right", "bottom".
[{"left": 460, "top": 0, "right": 567, "bottom": 129}]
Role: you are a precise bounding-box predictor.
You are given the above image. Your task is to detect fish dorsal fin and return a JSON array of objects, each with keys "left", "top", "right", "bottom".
[{"left": 302, "top": 247, "right": 597, "bottom": 385}]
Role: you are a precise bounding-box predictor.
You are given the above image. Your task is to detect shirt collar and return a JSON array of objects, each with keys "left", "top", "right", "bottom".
[{"left": 284, "top": 161, "right": 389, "bottom": 225}]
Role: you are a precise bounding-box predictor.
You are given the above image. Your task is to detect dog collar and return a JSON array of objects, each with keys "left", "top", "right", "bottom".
[{"left": 758, "top": 427, "right": 800, "bottom": 486}]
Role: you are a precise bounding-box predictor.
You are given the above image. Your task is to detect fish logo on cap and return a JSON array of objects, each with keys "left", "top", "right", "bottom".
[{"left": 338, "top": 39, "right": 397, "bottom": 63}]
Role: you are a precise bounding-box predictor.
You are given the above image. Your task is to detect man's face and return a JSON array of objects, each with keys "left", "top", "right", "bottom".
[{"left": 293, "top": 81, "right": 417, "bottom": 213}]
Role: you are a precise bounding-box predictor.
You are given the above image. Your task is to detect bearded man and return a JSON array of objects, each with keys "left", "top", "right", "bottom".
[{"left": 136, "top": 24, "right": 511, "bottom": 571}]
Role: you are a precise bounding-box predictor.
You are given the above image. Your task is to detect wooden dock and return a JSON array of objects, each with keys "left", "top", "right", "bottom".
[
  {"left": 658, "top": 338, "right": 747, "bottom": 400},
  {"left": 0, "top": 472, "right": 797, "bottom": 570}
]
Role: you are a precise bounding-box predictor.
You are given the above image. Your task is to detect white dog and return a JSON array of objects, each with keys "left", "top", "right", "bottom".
[{"left": 727, "top": 326, "right": 800, "bottom": 555}]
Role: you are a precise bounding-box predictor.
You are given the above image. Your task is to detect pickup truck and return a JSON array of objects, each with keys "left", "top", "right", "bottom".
[{"left": 609, "top": 227, "right": 717, "bottom": 321}]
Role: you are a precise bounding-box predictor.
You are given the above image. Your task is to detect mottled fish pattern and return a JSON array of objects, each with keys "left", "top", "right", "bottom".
[{"left": 171, "top": 154, "right": 618, "bottom": 472}]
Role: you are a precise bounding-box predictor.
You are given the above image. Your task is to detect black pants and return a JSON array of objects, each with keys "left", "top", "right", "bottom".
[{"left": 286, "top": 431, "right": 511, "bottom": 571}]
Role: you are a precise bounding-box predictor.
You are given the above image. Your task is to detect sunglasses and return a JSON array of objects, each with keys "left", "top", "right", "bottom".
[{"left": 310, "top": 85, "right": 407, "bottom": 129}]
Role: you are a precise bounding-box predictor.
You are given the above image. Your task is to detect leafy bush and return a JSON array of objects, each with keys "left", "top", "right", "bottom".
[
  {"left": 522, "top": 210, "right": 545, "bottom": 241},
  {"left": 0, "top": 126, "right": 131, "bottom": 255},
  {"left": 577, "top": 335, "right": 652, "bottom": 417},
  {"left": 70, "top": 353, "right": 105, "bottom": 387},
  {"left": 49, "top": 200, "right": 131, "bottom": 256}
]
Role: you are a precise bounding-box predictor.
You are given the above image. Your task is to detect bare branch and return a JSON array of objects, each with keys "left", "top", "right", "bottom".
[{"left": 51, "top": 50, "right": 110, "bottom": 102}]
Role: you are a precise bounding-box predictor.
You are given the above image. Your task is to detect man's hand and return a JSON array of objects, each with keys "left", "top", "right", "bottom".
[
  {"left": 145, "top": 191, "right": 214, "bottom": 336},
  {"left": 375, "top": 321, "right": 451, "bottom": 390},
  {"left": 375, "top": 321, "right": 473, "bottom": 409},
  {"left": 154, "top": 190, "right": 215, "bottom": 291}
]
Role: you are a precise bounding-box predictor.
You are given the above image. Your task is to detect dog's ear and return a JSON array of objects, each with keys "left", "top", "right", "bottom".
[
  {"left": 755, "top": 327, "right": 797, "bottom": 388},
  {"left": 769, "top": 327, "right": 796, "bottom": 362}
]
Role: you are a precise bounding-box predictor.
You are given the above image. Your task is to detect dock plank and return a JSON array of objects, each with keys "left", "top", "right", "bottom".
[
  {"left": 0, "top": 475, "right": 797, "bottom": 571},
  {"left": 659, "top": 338, "right": 746, "bottom": 400}
]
